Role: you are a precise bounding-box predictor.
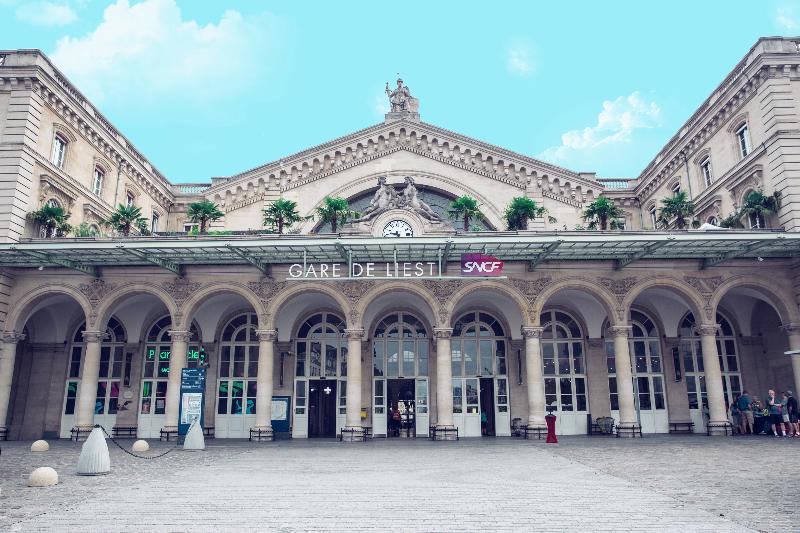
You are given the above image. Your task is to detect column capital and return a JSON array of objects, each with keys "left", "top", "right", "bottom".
[
  {"left": 81, "top": 330, "right": 108, "bottom": 343},
  {"left": 433, "top": 327, "right": 453, "bottom": 339},
  {"left": 255, "top": 329, "right": 278, "bottom": 342},
  {"left": 521, "top": 326, "right": 544, "bottom": 339},
  {"left": 607, "top": 325, "right": 633, "bottom": 338},
  {"left": 344, "top": 328, "right": 365, "bottom": 340},
  {"left": 167, "top": 329, "right": 192, "bottom": 343},
  {"left": 779, "top": 323, "right": 800, "bottom": 335},
  {"left": 1, "top": 330, "right": 26, "bottom": 343},
  {"left": 695, "top": 323, "right": 720, "bottom": 337}
]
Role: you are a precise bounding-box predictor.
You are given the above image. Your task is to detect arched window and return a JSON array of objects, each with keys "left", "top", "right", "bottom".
[
  {"left": 373, "top": 312, "right": 429, "bottom": 378},
  {"left": 540, "top": 310, "right": 587, "bottom": 413},
  {"left": 63, "top": 317, "right": 126, "bottom": 421},
  {"left": 139, "top": 316, "right": 203, "bottom": 416},
  {"left": 217, "top": 312, "right": 259, "bottom": 416},
  {"left": 679, "top": 311, "right": 741, "bottom": 414},
  {"left": 51, "top": 133, "right": 67, "bottom": 169},
  {"left": 45, "top": 198, "right": 61, "bottom": 209},
  {"left": 707, "top": 216, "right": 719, "bottom": 226},
  {"left": 605, "top": 311, "right": 666, "bottom": 429}
]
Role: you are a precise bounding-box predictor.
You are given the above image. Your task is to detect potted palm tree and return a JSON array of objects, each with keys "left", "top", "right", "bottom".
[
  {"left": 718, "top": 213, "right": 745, "bottom": 229},
  {"left": 657, "top": 191, "right": 696, "bottom": 229},
  {"left": 739, "top": 190, "right": 781, "bottom": 229},
  {"left": 504, "top": 197, "right": 556, "bottom": 230},
  {"left": 582, "top": 196, "right": 623, "bottom": 230},
  {"left": 448, "top": 195, "right": 482, "bottom": 232},
  {"left": 104, "top": 204, "right": 148, "bottom": 237},
  {"left": 264, "top": 198, "right": 305, "bottom": 234},
  {"left": 187, "top": 199, "right": 224, "bottom": 235},
  {"left": 28, "top": 205, "right": 71, "bottom": 238},
  {"left": 315, "top": 197, "right": 358, "bottom": 233}
]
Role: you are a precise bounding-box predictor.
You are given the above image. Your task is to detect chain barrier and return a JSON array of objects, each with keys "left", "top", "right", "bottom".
[{"left": 96, "top": 424, "right": 178, "bottom": 460}]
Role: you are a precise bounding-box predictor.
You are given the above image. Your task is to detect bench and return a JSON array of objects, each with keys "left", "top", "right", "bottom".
[
  {"left": 523, "top": 425, "right": 546, "bottom": 440},
  {"left": 669, "top": 421, "right": 695, "bottom": 434},
  {"left": 159, "top": 428, "right": 177, "bottom": 442},
  {"left": 0, "top": 427, "right": 6, "bottom": 441},
  {"left": 362, "top": 426, "right": 372, "bottom": 440},
  {"left": 70, "top": 426, "right": 93, "bottom": 442},
  {"left": 112, "top": 426, "right": 137, "bottom": 438},
  {"left": 203, "top": 426, "right": 215, "bottom": 438},
  {"left": 429, "top": 426, "right": 459, "bottom": 441},
  {"left": 249, "top": 427, "right": 273, "bottom": 442},
  {"left": 616, "top": 425, "right": 643, "bottom": 438},
  {"left": 338, "top": 427, "right": 366, "bottom": 442},
  {"left": 706, "top": 421, "right": 734, "bottom": 436},
  {"left": 587, "top": 415, "right": 616, "bottom": 436}
]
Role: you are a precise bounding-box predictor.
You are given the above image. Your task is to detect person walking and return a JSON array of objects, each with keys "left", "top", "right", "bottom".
[
  {"left": 784, "top": 391, "right": 798, "bottom": 437},
  {"left": 729, "top": 395, "right": 740, "bottom": 434},
  {"left": 766, "top": 389, "right": 784, "bottom": 437},
  {"left": 737, "top": 390, "right": 754, "bottom": 435}
]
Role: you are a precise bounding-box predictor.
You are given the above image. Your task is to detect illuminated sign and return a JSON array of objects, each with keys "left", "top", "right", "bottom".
[{"left": 460, "top": 253, "right": 504, "bottom": 277}]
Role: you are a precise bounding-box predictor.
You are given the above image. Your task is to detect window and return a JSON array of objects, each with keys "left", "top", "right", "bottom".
[
  {"left": 700, "top": 157, "right": 713, "bottom": 187},
  {"left": 218, "top": 312, "right": 259, "bottom": 416},
  {"left": 649, "top": 206, "right": 657, "bottom": 229},
  {"left": 183, "top": 223, "right": 198, "bottom": 233},
  {"left": 296, "top": 312, "right": 346, "bottom": 379},
  {"left": 540, "top": 310, "right": 587, "bottom": 413},
  {"left": 51, "top": 134, "right": 67, "bottom": 169},
  {"left": 707, "top": 216, "right": 719, "bottom": 226},
  {"left": 451, "top": 312, "right": 506, "bottom": 377},
  {"left": 671, "top": 181, "right": 681, "bottom": 196},
  {"left": 92, "top": 167, "right": 104, "bottom": 196},
  {"left": 373, "top": 312, "right": 428, "bottom": 378},
  {"left": 45, "top": 198, "right": 60, "bottom": 209},
  {"left": 125, "top": 192, "right": 135, "bottom": 208},
  {"left": 748, "top": 208, "right": 765, "bottom": 229},
  {"left": 151, "top": 213, "right": 160, "bottom": 233},
  {"left": 736, "top": 123, "right": 750, "bottom": 158}
]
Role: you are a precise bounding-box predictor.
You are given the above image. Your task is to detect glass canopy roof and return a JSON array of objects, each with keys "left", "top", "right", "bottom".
[{"left": 0, "top": 231, "right": 797, "bottom": 277}]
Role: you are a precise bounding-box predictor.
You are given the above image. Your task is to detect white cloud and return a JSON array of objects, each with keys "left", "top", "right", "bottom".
[
  {"left": 506, "top": 45, "right": 534, "bottom": 76},
  {"left": 50, "top": 0, "right": 282, "bottom": 104},
  {"left": 776, "top": 7, "right": 799, "bottom": 30},
  {"left": 538, "top": 91, "right": 661, "bottom": 165},
  {"left": 16, "top": 2, "right": 77, "bottom": 26}
]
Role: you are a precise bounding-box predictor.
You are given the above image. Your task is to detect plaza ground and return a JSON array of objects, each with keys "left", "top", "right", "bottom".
[{"left": 1, "top": 436, "right": 798, "bottom": 532}]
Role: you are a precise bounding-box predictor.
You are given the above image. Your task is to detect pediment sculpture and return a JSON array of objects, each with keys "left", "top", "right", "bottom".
[{"left": 354, "top": 176, "right": 442, "bottom": 223}]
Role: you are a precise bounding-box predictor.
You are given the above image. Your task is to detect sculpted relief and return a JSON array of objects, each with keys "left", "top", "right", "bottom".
[{"left": 354, "top": 176, "right": 442, "bottom": 223}]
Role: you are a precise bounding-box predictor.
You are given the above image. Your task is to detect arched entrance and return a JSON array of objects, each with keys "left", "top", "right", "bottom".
[
  {"left": 371, "top": 311, "right": 430, "bottom": 437},
  {"left": 60, "top": 317, "right": 127, "bottom": 437},
  {"left": 605, "top": 310, "right": 668, "bottom": 433},
  {"left": 293, "top": 312, "right": 347, "bottom": 438},
  {"left": 450, "top": 311, "right": 510, "bottom": 437}
]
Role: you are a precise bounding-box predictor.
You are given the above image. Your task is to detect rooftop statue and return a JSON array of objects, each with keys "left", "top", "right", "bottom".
[{"left": 386, "top": 78, "right": 412, "bottom": 113}]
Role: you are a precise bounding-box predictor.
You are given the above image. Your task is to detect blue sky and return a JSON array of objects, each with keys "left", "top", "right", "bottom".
[{"left": 1, "top": 0, "right": 798, "bottom": 183}]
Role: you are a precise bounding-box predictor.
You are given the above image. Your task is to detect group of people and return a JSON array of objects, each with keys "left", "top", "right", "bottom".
[{"left": 728, "top": 389, "right": 799, "bottom": 437}]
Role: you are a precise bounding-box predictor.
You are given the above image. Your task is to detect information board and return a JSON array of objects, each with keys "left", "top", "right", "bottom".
[
  {"left": 178, "top": 368, "right": 206, "bottom": 436},
  {"left": 271, "top": 396, "right": 291, "bottom": 434}
]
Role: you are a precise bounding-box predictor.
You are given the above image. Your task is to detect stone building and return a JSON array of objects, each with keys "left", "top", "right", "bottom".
[{"left": 1, "top": 38, "right": 800, "bottom": 442}]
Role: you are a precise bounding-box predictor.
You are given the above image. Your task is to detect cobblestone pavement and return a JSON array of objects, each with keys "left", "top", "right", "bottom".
[{"left": 0, "top": 435, "right": 797, "bottom": 532}]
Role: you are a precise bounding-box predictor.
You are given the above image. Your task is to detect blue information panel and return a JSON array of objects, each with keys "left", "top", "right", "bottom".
[
  {"left": 178, "top": 368, "right": 206, "bottom": 436},
  {"left": 271, "top": 396, "right": 291, "bottom": 434}
]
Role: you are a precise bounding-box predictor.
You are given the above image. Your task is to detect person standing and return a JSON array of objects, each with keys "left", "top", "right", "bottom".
[
  {"left": 784, "top": 391, "right": 798, "bottom": 437},
  {"left": 737, "top": 390, "right": 754, "bottom": 435},
  {"left": 766, "top": 389, "right": 783, "bottom": 437}
]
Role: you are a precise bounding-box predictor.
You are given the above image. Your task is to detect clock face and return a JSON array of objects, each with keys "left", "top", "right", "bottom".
[{"left": 382, "top": 219, "right": 414, "bottom": 237}]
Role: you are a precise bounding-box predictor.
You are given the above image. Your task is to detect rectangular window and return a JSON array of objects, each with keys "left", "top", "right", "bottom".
[
  {"left": 416, "top": 379, "right": 428, "bottom": 414},
  {"left": 69, "top": 346, "right": 82, "bottom": 378},
  {"left": 700, "top": 158, "right": 713, "bottom": 187},
  {"left": 64, "top": 381, "right": 78, "bottom": 414},
  {"left": 465, "top": 378, "right": 479, "bottom": 414},
  {"left": 542, "top": 343, "right": 555, "bottom": 375},
  {"left": 417, "top": 342, "right": 428, "bottom": 376},
  {"left": 671, "top": 181, "right": 681, "bottom": 196},
  {"left": 544, "top": 377, "right": 557, "bottom": 410},
  {"left": 154, "top": 381, "right": 167, "bottom": 414},
  {"left": 126, "top": 192, "right": 135, "bottom": 208},
  {"left": 296, "top": 342, "right": 306, "bottom": 377},
  {"left": 451, "top": 344, "right": 463, "bottom": 377},
  {"left": 295, "top": 380, "right": 306, "bottom": 414},
  {"left": 218, "top": 381, "right": 229, "bottom": 414},
  {"left": 387, "top": 340, "right": 399, "bottom": 378},
  {"left": 140, "top": 380, "right": 152, "bottom": 414},
  {"left": 246, "top": 380, "right": 257, "bottom": 414},
  {"left": 608, "top": 377, "right": 619, "bottom": 411},
  {"left": 338, "top": 381, "right": 346, "bottom": 415},
  {"left": 452, "top": 379, "right": 463, "bottom": 413},
  {"left": 736, "top": 124, "right": 750, "bottom": 158},
  {"left": 496, "top": 378, "right": 508, "bottom": 412},
  {"left": 649, "top": 207, "right": 657, "bottom": 229},
  {"left": 495, "top": 341, "right": 506, "bottom": 375},
  {"left": 402, "top": 340, "right": 414, "bottom": 377},
  {"left": 52, "top": 135, "right": 67, "bottom": 168},
  {"left": 183, "top": 223, "right": 198, "bottom": 233},
  {"left": 372, "top": 342, "right": 383, "bottom": 377},
  {"left": 151, "top": 213, "right": 159, "bottom": 233},
  {"left": 92, "top": 168, "right": 104, "bottom": 196}
]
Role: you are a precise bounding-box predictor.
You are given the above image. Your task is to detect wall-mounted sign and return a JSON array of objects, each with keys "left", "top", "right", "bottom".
[{"left": 460, "top": 253, "right": 504, "bottom": 277}]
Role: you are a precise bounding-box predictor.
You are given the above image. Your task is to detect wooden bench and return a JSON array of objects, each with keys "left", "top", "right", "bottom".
[
  {"left": 429, "top": 426, "right": 459, "bottom": 441},
  {"left": 523, "top": 425, "right": 546, "bottom": 440},
  {"left": 159, "top": 428, "right": 177, "bottom": 442},
  {"left": 112, "top": 426, "right": 137, "bottom": 438},
  {"left": 669, "top": 421, "right": 695, "bottom": 434}
]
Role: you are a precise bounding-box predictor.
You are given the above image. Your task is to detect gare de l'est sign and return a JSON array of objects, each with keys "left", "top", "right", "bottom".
[{"left": 287, "top": 253, "right": 505, "bottom": 279}]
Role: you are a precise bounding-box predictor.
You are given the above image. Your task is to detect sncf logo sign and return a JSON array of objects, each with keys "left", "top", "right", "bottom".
[{"left": 460, "top": 253, "right": 504, "bottom": 277}]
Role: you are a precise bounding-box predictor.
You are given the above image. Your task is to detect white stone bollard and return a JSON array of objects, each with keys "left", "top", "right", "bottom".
[
  {"left": 182, "top": 419, "right": 205, "bottom": 451},
  {"left": 131, "top": 440, "right": 149, "bottom": 453},
  {"left": 30, "top": 440, "right": 49, "bottom": 452},
  {"left": 28, "top": 467, "right": 58, "bottom": 487},
  {"left": 77, "top": 427, "right": 110, "bottom": 475}
]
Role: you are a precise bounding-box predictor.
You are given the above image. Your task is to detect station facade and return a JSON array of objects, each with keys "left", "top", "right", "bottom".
[{"left": 1, "top": 38, "right": 800, "bottom": 441}]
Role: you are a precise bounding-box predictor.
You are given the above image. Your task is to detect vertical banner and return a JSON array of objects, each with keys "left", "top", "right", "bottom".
[{"left": 178, "top": 368, "right": 206, "bottom": 436}]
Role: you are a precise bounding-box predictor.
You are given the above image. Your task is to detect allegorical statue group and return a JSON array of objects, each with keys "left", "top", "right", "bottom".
[{"left": 355, "top": 176, "right": 441, "bottom": 222}]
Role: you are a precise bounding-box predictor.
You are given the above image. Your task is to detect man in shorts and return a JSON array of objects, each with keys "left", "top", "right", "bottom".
[
  {"left": 737, "top": 390, "right": 754, "bottom": 435},
  {"left": 766, "top": 389, "right": 783, "bottom": 437},
  {"left": 786, "top": 390, "right": 798, "bottom": 437}
]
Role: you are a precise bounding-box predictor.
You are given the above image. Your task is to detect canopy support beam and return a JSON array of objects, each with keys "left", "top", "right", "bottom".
[
  {"left": 701, "top": 238, "right": 779, "bottom": 269},
  {"left": 118, "top": 245, "right": 184, "bottom": 276},
  {"left": 226, "top": 244, "right": 271, "bottom": 276},
  {"left": 528, "top": 240, "right": 561, "bottom": 271},
  {"left": 13, "top": 248, "right": 99, "bottom": 277},
  {"left": 615, "top": 239, "right": 672, "bottom": 270}
]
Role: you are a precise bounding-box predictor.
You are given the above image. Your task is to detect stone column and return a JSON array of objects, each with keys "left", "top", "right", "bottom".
[
  {"left": 780, "top": 323, "right": 800, "bottom": 394},
  {"left": 609, "top": 326, "right": 640, "bottom": 436},
  {"left": 0, "top": 331, "right": 25, "bottom": 435},
  {"left": 75, "top": 330, "right": 108, "bottom": 432},
  {"left": 162, "top": 329, "right": 191, "bottom": 434},
  {"left": 434, "top": 328, "right": 454, "bottom": 429},
  {"left": 344, "top": 329, "right": 364, "bottom": 439},
  {"left": 697, "top": 323, "right": 729, "bottom": 433},
  {"left": 521, "top": 326, "right": 545, "bottom": 429},
  {"left": 252, "top": 329, "right": 277, "bottom": 440}
]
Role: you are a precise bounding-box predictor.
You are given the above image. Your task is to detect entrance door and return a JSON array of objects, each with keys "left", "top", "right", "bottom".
[
  {"left": 415, "top": 378, "right": 429, "bottom": 436},
  {"left": 479, "top": 378, "right": 495, "bottom": 436},
  {"left": 308, "top": 380, "right": 337, "bottom": 438},
  {"left": 386, "top": 379, "right": 415, "bottom": 438}
]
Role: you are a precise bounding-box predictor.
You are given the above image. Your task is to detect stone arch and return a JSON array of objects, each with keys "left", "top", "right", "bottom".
[
  {"left": 622, "top": 277, "right": 706, "bottom": 324},
  {"left": 266, "top": 282, "right": 352, "bottom": 330},
  {"left": 709, "top": 276, "right": 799, "bottom": 326},
  {"left": 179, "top": 282, "right": 267, "bottom": 330},
  {"left": 5, "top": 284, "right": 92, "bottom": 333},
  {"left": 446, "top": 281, "right": 530, "bottom": 328},
  {"left": 354, "top": 282, "right": 437, "bottom": 329},
  {"left": 94, "top": 283, "right": 179, "bottom": 332},
  {"left": 533, "top": 279, "right": 619, "bottom": 327}
]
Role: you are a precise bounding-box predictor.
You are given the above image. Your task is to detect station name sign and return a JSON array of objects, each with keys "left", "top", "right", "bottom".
[{"left": 288, "top": 253, "right": 504, "bottom": 279}]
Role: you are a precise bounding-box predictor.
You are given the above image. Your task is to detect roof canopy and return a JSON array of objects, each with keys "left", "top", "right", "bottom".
[{"left": 1, "top": 231, "right": 797, "bottom": 277}]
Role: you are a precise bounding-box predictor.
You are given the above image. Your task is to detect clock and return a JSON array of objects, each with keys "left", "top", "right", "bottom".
[{"left": 382, "top": 219, "right": 414, "bottom": 237}]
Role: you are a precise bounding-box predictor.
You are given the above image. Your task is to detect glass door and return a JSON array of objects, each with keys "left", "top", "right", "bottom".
[
  {"left": 373, "top": 379, "right": 387, "bottom": 436},
  {"left": 415, "top": 378, "right": 429, "bottom": 436},
  {"left": 494, "top": 377, "right": 510, "bottom": 436}
]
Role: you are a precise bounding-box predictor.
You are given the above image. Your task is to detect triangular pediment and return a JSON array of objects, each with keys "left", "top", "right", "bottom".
[{"left": 205, "top": 119, "right": 603, "bottom": 205}]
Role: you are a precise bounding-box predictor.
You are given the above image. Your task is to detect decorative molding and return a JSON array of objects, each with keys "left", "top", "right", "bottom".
[
  {"left": 520, "top": 326, "right": 543, "bottom": 339},
  {"left": 162, "top": 278, "right": 201, "bottom": 305},
  {"left": 694, "top": 324, "right": 720, "bottom": 337},
  {"left": 1, "top": 331, "right": 26, "bottom": 343},
  {"left": 422, "top": 279, "right": 465, "bottom": 324},
  {"left": 598, "top": 277, "right": 638, "bottom": 299},
  {"left": 255, "top": 329, "right": 278, "bottom": 342},
  {"left": 433, "top": 327, "right": 453, "bottom": 339},
  {"left": 607, "top": 325, "right": 632, "bottom": 338},
  {"left": 82, "top": 330, "right": 109, "bottom": 343},
  {"left": 78, "top": 279, "right": 117, "bottom": 308},
  {"left": 683, "top": 276, "right": 724, "bottom": 295},
  {"left": 167, "top": 329, "right": 192, "bottom": 343},
  {"left": 344, "top": 328, "right": 365, "bottom": 340}
]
